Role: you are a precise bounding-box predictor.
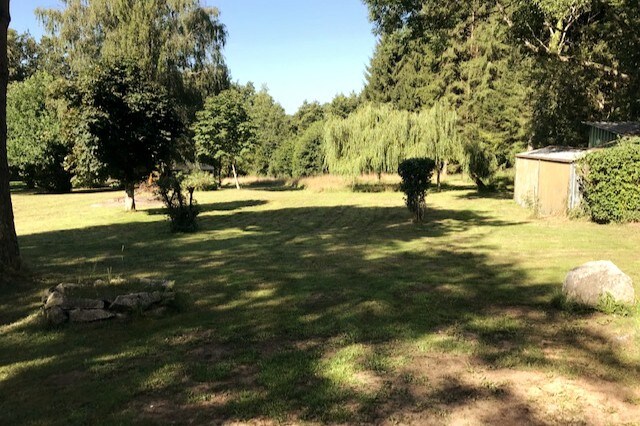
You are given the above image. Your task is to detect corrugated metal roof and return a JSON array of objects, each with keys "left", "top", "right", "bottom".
[
  {"left": 515, "top": 146, "right": 592, "bottom": 164},
  {"left": 585, "top": 121, "right": 640, "bottom": 135}
]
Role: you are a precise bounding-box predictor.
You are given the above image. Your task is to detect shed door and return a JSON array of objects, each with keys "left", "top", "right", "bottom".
[{"left": 538, "top": 161, "right": 570, "bottom": 215}]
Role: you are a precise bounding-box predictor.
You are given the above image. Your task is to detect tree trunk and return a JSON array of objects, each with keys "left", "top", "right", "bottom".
[
  {"left": 436, "top": 167, "right": 441, "bottom": 192},
  {"left": 231, "top": 161, "right": 240, "bottom": 190},
  {"left": 124, "top": 183, "right": 136, "bottom": 211},
  {"left": 0, "top": 0, "right": 20, "bottom": 272}
]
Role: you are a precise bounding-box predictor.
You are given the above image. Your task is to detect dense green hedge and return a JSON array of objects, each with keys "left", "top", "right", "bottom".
[{"left": 580, "top": 139, "right": 640, "bottom": 223}]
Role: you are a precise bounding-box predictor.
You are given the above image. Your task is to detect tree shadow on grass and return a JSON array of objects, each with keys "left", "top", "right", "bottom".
[
  {"left": 1, "top": 203, "right": 638, "bottom": 424},
  {"left": 145, "top": 199, "right": 269, "bottom": 216}
]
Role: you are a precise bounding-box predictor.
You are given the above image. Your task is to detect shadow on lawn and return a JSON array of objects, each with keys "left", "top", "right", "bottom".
[{"left": 1, "top": 201, "right": 637, "bottom": 424}]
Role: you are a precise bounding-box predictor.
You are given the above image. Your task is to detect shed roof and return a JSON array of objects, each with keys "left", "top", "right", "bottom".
[
  {"left": 515, "top": 146, "right": 591, "bottom": 164},
  {"left": 585, "top": 121, "right": 640, "bottom": 136}
]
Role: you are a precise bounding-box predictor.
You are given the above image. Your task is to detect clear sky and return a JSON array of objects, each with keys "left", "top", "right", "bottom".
[{"left": 10, "top": 0, "right": 378, "bottom": 114}]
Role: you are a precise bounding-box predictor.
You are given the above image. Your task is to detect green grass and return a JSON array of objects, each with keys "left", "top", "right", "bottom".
[{"left": 1, "top": 177, "right": 639, "bottom": 424}]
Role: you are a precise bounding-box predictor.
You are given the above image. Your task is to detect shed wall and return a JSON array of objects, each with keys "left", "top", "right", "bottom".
[{"left": 514, "top": 157, "right": 573, "bottom": 216}]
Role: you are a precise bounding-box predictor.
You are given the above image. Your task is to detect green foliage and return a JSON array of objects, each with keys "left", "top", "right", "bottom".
[
  {"left": 292, "top": 121, "right": 326, "bottom": 178},
  {"left": 269, "top": 138, "right": 296, "bottom": 178},
  {"left": 246, "top": 87, "right": 292, "bottom": 175},
  {"left": 182, "top": 170, "right": 217, "bottom": 192},
  {"left": 7, "top": 72, "right": 72, "bottom": 193},
  {"left": 156, "top": 173, "right": 200, "bottom": 233},
  {"left": 362, "top": 0, "right": 640, "bottom": 157},
  {"left": 407, "top": 100, "right": 462, "bottom": 188},
  {"left": 579, "top": 139, "right": 640, "bottom": 223},
  {"left": 291, "top": 101, "right": 325, "bottom": 134},
  {"left": 7, "top": 29, "right": 39, "bottom": 83},
  {"left": 398, "top": 157, "right": 436, "bottom": 222},
  {"left": 65, "top": 62, "right": 183, "bottom": 190},
  {"left": 325, "top": 103, "right": 409, "bottom": 177},
  {"left": 192, "top": 87, "right": 257, "bottom": 172},
  {"left": 327, "top": 93, "right": 361, "bottom": 119},
  {"left": 36, "top": 0, "right": 230, "bottom": 119}
]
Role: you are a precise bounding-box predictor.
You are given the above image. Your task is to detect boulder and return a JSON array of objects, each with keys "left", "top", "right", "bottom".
[
  {"left": 109, "top": 292, "right": 163, "bottom": 312},
  {"left": 44, "top": 291, "right": 67, "bottom": 309},
  {"left": 45, "top": 306, "right": 68, "bottom": 325},
  {"left": 563, "top": 260, "right": 635, "bottom": 307},
  {"left": 44, "top": 292, "right": 104, "bottom": 310},
  {"left": 69, "top": 309, "right": 115, "bottom": 323}
]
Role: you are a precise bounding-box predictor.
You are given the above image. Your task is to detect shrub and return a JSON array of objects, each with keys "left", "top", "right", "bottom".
[
  {"left": 579, "top": 139, "right": 640, "bottom": 223},
  {"left": 156, "top": 173, "right": 200, "bottom": 232},
  {"left": 182, "top": 170, "right": 217, "bottom": 192},
  {"left": 398, "top": 158, "right": 436, "bottom": 222},
  {"left": 292, "top": 121, "right": 325, "bottom": 177}
]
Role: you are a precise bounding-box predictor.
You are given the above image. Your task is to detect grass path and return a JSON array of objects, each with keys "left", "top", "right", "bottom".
[{"left": 1, "top": 179, "right": 639, "bottom": 424}]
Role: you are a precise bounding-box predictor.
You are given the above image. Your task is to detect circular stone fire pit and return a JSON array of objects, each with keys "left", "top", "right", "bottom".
[{"left": 41, "top": 278, "right": 177, "bottom": 325}]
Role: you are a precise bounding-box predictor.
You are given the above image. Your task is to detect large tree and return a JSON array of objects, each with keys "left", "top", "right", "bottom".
[
  {"left": 7, "top": 72, "right": 71, "bottom": 193},
  {"left": 192, "top": 88, "right": 256, "bottom": 189},
  {"left": 66, "top": 62, "right": 183, "bottom": 210},
  {"left": 36, "top": 0, "right": 229, "bottom": 119},
  {"left": 363, "top": 0, "right": 640, "bottom": 152},
  {"left": 0, "top": 0, "right": 20, "bottom": 271}
]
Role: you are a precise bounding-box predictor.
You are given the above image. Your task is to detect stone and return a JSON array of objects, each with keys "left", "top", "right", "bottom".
[
  {"left": 41, "top": 287, "right": 56, "bottom": 303},
  {"left": 44, "top": 291, "right": 67, "bottom": 309},
  {"left": 109, "top": 292, "right": 163, "bottom": 312},
  {"left": 55, "top": 283, "right": 85, "bottom": 293},
  {"left": 44, "top": 291, "right": 104, "bottom": 310},
  {"left": 69, "top": 309, "right": 115, "bottom": 323},
  {"left": 45, "top": 307, "right": 68, "bottom": 325},
  {"left": 563, "top": 260, "right": 635, "bottom": 307}
]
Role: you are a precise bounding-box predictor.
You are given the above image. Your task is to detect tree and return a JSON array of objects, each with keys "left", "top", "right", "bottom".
[
  {"left": 0, "top": 0, "right": 21, "bottom": 271},
  {"left": 36, "top": 0, "right": 229, "bottom": 119},
  {"left": 292, "top": 121, "right": 326, "bottom": 177},
  {"left": 7, "top": 29, "right": 39, "bottom": 83},
  {"left": 324, "top": 103, "right": 409, "bottom": 178},
  {"left": 7, "top": 72, "right": 71, "bottom": 192},
  {"left": 407, "top": 100, "right": 462, "bottom": 190},
  {"left": 192, "top": 88, "right": 256, "bottom": 189},
  {"left": 66, "top": 62, "right": 183, "bottom": 210},
  {"left": 246, "top": 87, "right": 292, "bottom": 175}
]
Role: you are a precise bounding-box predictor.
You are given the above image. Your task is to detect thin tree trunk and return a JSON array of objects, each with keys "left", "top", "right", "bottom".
[
  {"left": 0, "top": 0, "right": 20, "bottom": 272},
  {"left": 231, "top": 161, "right": 240, "bottom": 190},
  {"left": 436, "top": 167, "right": 441, "bottom": 192},
  {"left": 124, "top": 183, "right": 136, "bottom": 211}
]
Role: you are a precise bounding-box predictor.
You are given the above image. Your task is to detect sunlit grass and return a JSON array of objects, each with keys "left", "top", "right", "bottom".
[{"left": 1, "top": 175, "right": 639, "bottom": 424}]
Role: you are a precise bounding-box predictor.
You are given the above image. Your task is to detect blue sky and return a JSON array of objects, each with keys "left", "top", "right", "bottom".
[{"left": 10, "top": 0, "right": 378, "bottom": 114}]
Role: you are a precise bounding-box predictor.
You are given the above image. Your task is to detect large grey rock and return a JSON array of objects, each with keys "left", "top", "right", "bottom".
[
  {"left": 69, "top": 309, "right": 115, "bottom": 323},
  {"left": 44, "top": 292, "right": 104, "bottom": 310},
  {"left": 45, "top": 306, "right": 68, "bottom": 325},
  {"left": 563, "top": 260, "right": 635, "bottom": 306},
  {"left": 109, "top": 292, "right": 163, "bottom": 312}
]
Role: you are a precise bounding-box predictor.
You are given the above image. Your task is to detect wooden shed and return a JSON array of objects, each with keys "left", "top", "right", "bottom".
[{"left": 514, "top": 146, "right": 591, "bottom": 216}]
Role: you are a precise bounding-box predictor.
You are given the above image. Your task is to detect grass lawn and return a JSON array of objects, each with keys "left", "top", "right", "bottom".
[{"left": 1, "top": 176, "right": 639, "bottom": 424}]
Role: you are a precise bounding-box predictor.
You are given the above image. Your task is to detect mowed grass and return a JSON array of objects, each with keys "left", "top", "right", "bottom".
[{"left": 1, "top": 176, "right": 639, "bottom": 424}]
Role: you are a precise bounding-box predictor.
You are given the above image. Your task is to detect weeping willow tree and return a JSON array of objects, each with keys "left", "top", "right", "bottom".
[
  {"left": 324, "top": 103, "right": 409, "bottom": 178},
  {"left": 407, "top": 100, "right": 462, "bottom": 190}
]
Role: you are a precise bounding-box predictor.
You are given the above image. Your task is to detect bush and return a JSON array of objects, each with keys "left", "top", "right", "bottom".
[
  {"left": 579, "top": 139, "right": 640, "bottom": 223},
  {"left": 182, "top": 170, "right": 217, "bottom": 192},
  {"left": 156, "top": 173, "right": 200, "bottom": 232},
  {"left": 398, "top": 158, "right": 436, "bottom": 222},
  {"left": 292, "top": 121, "right": 325, "bottom": 177}
]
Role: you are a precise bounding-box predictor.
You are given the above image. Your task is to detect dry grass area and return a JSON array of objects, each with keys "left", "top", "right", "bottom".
[{"left": 1, "top": 176, "right": 639, "bottom": 425}]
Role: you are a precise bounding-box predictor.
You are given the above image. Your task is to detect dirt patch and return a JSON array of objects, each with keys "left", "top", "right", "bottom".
[{"left": 381, "top": 353, "right": 640, "bottom": 425}]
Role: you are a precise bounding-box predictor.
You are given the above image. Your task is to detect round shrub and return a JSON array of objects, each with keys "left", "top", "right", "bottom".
[
  {"left": 398, "top": 157, "right": 436, "bottom": 222},
  {"left": 182, "top": 170, "right": 217, "bottom": 192}
]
